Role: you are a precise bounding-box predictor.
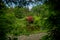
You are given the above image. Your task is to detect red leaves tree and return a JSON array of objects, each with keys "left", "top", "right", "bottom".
[{"left": 26, "top": 16, "right": 34, "bottom": 23}]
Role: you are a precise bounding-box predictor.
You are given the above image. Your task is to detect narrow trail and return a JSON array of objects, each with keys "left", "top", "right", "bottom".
[{"left": 18, "top": 33, "right": 47, "bottom": 40}]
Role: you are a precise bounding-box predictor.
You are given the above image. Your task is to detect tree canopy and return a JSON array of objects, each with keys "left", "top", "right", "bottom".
[{"left": 3, "top": 0, "right": 43, "bottom": 8}]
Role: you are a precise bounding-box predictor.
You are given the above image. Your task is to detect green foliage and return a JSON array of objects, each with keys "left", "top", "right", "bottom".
[
  {"left": 0, "top": 1, "right": 10, "bottom": 40},
  {"left": 7, "top": 5, "right": 51, "bottom": 36},
  {"left": 0, "top": 12, "right": 13, "bottom": 40},
  {"left": 2, "top": 5, "right": 50, "bottom": 36},
  {"left": 0, "top": 3, "right": 55, "bottom": 40},
  {"left": 1, "top": 0, "right": 60, "bottom": 40},
  {"left": 32, "top": 4, "right": 59, "bottom": 40},
  {"left": 13, "top": 7, "right": 29, "bottom": 19},
  {"left": 32, "top": 4, "right": 54, "bottom": 29},
  {"left": 41, "top": 35, "right": 53, "bottom": 40},
  {"left": 44, "top": 0, "right": 60, "bottom": 40}
]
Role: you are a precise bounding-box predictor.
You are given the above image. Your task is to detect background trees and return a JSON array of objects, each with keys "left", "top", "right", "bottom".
[{"left": 3, "top": 0, "right": 42, "bottom": 8}]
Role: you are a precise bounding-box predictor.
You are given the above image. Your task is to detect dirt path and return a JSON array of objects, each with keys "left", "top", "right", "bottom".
[{"left": 18, "top": 33, "right": 47, "bottom": 40}]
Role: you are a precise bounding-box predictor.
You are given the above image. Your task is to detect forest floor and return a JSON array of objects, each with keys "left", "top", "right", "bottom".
[{"left": 17, "top": 32, "right": 47, "bottom": 40}]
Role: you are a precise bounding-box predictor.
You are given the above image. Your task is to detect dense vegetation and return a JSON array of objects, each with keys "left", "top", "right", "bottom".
[
  {"left": 4, "top": 5, "right": 50, "bottom": 36},
  {"left": 41, "top": 0, "right": 60, "bottom": 40},
  {"left": 0, "top": 0, "right": 60, "bottom": 40}
]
